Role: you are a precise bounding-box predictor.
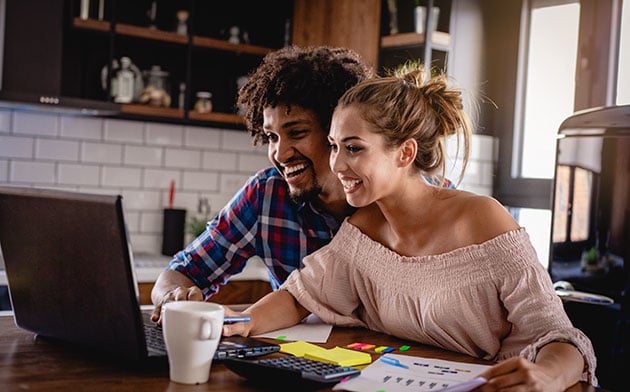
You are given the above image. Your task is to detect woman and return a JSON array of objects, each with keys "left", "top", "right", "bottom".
[{"left": 223, "top": 64, "right": 596, "bottom": 391}]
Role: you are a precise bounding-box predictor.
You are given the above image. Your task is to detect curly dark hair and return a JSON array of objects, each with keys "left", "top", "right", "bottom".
[{"left": 236, "top": 45, "right": 373, "bottom": 145}]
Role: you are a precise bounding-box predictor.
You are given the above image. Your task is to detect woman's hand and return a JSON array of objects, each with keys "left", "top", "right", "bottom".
[
  {"left": 474, "top": 356, "right": 565, "bottom": 392},
  {"left": 222, "top": 306, "right": 253, "bottom": 337}
]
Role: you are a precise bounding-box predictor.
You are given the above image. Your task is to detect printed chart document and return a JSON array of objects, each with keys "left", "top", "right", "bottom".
[{"left": 333, "top": 353, "right": 491, "bottom": 392}]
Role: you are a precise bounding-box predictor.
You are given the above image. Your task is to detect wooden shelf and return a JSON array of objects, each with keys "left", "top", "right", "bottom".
[
  {"left": 72, "top": 18, "right": 273, "bottom": 56},
  {"left": 115, "top": 23, "right": 188, "bottom": 45},
  {"left": 72, "top": 17, "right": 110, "bottom": 32},
  {"left": 188, "top": 111, "right": 245, "bottom": 125},
  {"left": 192, "top": 36, "right": 272, "bottom": 56},
  {"left": 121, "top": 104, "right": 184, "bottom": 119},
  {"left": 381, "top": 31, "right": 451, "bottom": 50}
]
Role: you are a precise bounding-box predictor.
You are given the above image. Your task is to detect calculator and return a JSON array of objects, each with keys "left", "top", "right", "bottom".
[{"left": 224, "top": 355, "right": 361, "bottom": 387}]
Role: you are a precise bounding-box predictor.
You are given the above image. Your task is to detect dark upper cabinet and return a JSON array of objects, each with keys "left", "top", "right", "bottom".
[{"left": 0, "top": 0, "right": 293, "bottom": 127}]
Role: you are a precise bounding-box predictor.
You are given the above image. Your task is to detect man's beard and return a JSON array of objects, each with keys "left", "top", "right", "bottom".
[{"left": 289, "top": 184, "right": 322, "bottom": 205}]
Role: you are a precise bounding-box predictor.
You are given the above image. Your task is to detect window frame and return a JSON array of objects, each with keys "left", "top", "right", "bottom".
[{"left": 494, "top": 0, "right": 622, "bottom": 210}]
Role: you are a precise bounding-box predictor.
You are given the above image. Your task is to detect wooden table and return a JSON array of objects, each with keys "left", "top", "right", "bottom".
[{"left": 0, "top": 314, "right": 599, "bottom": 391}]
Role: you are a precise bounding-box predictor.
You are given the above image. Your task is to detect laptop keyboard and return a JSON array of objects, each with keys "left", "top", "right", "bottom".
[{"left": 143, "top": 317, "right": 167, "bottom": 355}]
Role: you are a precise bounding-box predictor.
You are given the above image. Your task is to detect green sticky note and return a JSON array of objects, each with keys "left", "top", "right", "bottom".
[
  {"left": 399, "top": 345, "right": 411, "bottom": 351},
  {"left": 276, "top": 335, "right": 287, "bottom": 340}
]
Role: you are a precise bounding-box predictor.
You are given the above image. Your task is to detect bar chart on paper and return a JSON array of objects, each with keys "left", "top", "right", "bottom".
[{"left": 333, "top": 354, "right": 491, "bottom": 392}]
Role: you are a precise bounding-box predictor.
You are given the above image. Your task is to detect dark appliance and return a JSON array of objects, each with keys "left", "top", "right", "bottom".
[{"left": 549, "top": 104, "right": 629, "bottom": 390}]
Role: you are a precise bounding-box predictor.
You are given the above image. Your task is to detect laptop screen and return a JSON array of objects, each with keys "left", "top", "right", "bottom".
[{"left": 0, "top": 187, "right": 149, "bottom": 360}]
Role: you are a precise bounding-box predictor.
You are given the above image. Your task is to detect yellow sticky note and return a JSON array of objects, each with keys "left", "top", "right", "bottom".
[
  {"left": 279, "top": 341, "right": 328, "bottom": 357},
  {"left": 304, "top": 346, "right": 372, "bottom": 367}
]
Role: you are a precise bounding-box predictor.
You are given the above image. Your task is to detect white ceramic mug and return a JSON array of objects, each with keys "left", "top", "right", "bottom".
[{"left": 162, "top": 301, "right": 224, "bottom": 384}]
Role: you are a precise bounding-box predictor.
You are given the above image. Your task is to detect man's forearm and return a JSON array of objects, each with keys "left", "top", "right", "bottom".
[{"left": 151, "top": 269, "right": 197, "bottom": 305}]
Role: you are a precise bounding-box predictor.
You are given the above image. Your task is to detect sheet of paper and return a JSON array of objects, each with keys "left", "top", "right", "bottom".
[
  {"left": 252, "top": 314, "right": 333, "bottom": 343},
  {"left": 333, "top": 353, "right": 491, "bottom": 392}
]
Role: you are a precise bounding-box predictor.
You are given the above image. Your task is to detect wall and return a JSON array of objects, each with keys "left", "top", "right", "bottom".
[
  {"left": 0, "top": 108, "right": 268, "bottom": 254},
  {"left": 0, "top": 107, "right": 496, "bottom": 255}
]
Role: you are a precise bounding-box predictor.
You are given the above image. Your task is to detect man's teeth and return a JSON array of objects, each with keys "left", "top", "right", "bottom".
[
  {"left": 284, "top": 163, "right": 307, "bottom": 175},
  {"left": 341, "top": 179, "right": 362, "bottom": 190}
]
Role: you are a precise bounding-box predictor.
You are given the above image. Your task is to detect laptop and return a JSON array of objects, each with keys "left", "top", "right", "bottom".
[{"left": 0, "top": 186, "right": 279, "bottom": 362}]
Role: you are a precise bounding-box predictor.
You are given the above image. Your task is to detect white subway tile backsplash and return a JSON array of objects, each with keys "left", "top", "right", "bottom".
[
  {"left": 60, "top": 116, "right": 103, "bottom": 140},
  {"left": 479, "top": 161, "right": 495, "bottom": 186},
  {"left": 123, "top": 210, "right": 141, "bottom": 232},
  {"left": 202, "top": 151, "right": 238, "bottom": 171},
  {"left": 0, "top": 135, "right": 34, "bottom": 158},
  {"left": 10, "top": 161, "right": 55, "bottom": 183},
  {"left": 102, "top": 166, "right": 142, "bottom": 187},
  {"left": 58, "top": 163, "right": 100, "bottom": 186},
  {"left": 35, "top": 139, "right": 80, "bottom": 161},
  {"left": 0, "top": 109, "right": 12, "bottom": 132},
  {"left": 140, "top": 211, "right": 163, "bottom": 234},
  {"left": 146, "top": 123, "right": 184, "bottom": 146},
  {"left": 175, "top": 191, "right": 206, "bottom": 212},
  {"left": 82, "top": 142, "right": 123, "bottom": 164},
  {"left": 128, "top": 233, "right": 161, "bottom": 254},
  {"left": 13, "top": 112, "right": 59, "bottom": 137},
  {"left": 221, "top": 130, "right": 261, "bottom": 152},
  {"left": 124, "top": 145, "right": 163, "bottom": 167},
  {"left": 0, "top": 160, "right": 8, "bottom": 182},
  {"left": 144, "top": 168, "right": 181, "bottom": 189},
  {"left": 104, "top": 119, "right": 144, "bottom": 143},
  {"left": 182, "top": 171, "right": 219, "bottom": 192},
  {"left": 121, "top": 189, "right": 161, "bottom": 210},
  {"left": 238, "top": 153, "right": 270, "bottom": 173},
  {"left": 459, "top": 160, "right": 481, "bottom": 186},
  {"left": 184, "top": 126, "right": 221, "bottom": 149},
  {"left": 164, "top": 148, "right": 201, "bottom": 169},
  {"left": 220, "top": 173, "right": 251, "bottom": 195},
  {"left": 470, "top": 134, "right": 495, "bottom": 161}
]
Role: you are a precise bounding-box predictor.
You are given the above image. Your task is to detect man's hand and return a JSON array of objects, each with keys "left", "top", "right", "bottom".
[
  {"left": 150, "top": 270, "right": 204, "bottom": 323},
  {"left": 151, "top": 285, "right": 204, "bottom": 323}
]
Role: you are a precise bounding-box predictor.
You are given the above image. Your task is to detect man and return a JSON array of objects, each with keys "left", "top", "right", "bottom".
[{"left": 151, "top": 46, "right": 373, "bottom": 321}]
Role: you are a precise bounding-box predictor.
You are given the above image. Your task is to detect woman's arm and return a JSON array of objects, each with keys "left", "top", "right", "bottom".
[
  {"left": 222, "top": 289, "right": 311, "bottom": 337},
  {"left": 477, "top": 342, "right": 584, "bottom": 391}
]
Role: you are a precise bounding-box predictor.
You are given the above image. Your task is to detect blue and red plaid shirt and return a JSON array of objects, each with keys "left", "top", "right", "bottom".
[
  {"left": 167, "top": 166, "right": 453, "bottom": 299},
  {"left": 167, "top": 167, "right": 342, "bottom": 298}
]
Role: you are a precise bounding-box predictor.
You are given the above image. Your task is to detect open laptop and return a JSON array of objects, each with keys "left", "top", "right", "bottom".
[{"left": 0, "top": 186, "right": 279, "bottom": 362}]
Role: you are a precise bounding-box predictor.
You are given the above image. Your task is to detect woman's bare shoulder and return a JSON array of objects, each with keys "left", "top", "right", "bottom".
[{"left": 454, "top": 193, "right": 520, "bottom": 243}]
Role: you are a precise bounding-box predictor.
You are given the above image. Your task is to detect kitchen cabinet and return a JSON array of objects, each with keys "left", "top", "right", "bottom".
[
  {"left": 291, "top": 0, "right": 381, "bottom": 70},
  {"left": 1, "top": 0, "right": 292, "bottom": 128},
  {"left": 291, "top": 0, "right": 452, "bottom": 77},
  {"left": 379, "top": 0, "right": 452, "bottom": 75}
]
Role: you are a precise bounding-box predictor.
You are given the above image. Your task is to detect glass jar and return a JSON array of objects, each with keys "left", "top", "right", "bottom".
[
  {"left": 194, "top": 91, "right": 213, "bottom": 113},
  {"left": 139, "top": 65, "right": 171, "bottom": 107}
]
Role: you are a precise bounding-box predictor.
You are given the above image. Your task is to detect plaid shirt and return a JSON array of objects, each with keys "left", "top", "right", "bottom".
[{"left": 167, "top": 167, "right": 342, "bottom": 298}]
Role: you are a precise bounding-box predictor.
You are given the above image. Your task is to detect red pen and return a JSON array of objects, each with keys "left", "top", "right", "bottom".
[{"left": 168, "top": 180, "right": 175, "bottom": 209}]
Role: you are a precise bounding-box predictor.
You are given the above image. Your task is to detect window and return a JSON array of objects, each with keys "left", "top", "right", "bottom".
[
  {"left": 495, "top": 0, "right": 626, "bottom": 266},
  {"left": 617, "top": 0, "right": 629, "bottom": 104},
  {"left": 519, "top": 2, "right": 580, "bottom": 180}
]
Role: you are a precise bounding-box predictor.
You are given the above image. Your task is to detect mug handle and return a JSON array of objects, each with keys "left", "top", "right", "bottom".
[{"left": 199, "top": 317, "right": 219, "bottom": 340}]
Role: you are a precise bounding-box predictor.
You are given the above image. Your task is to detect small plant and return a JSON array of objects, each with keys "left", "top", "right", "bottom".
[{"left": 186, "top": 197, "right": 212, "bottom": 237}]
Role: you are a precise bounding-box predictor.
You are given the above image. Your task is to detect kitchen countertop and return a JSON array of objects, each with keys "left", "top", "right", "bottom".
[{"left": 0, "top": 253, "right": 270, "bottom": 286}]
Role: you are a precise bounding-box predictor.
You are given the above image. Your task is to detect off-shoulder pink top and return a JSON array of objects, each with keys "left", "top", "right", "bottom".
[{"left": 281, "top": 219, "right": 597, "bottom": 385}]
